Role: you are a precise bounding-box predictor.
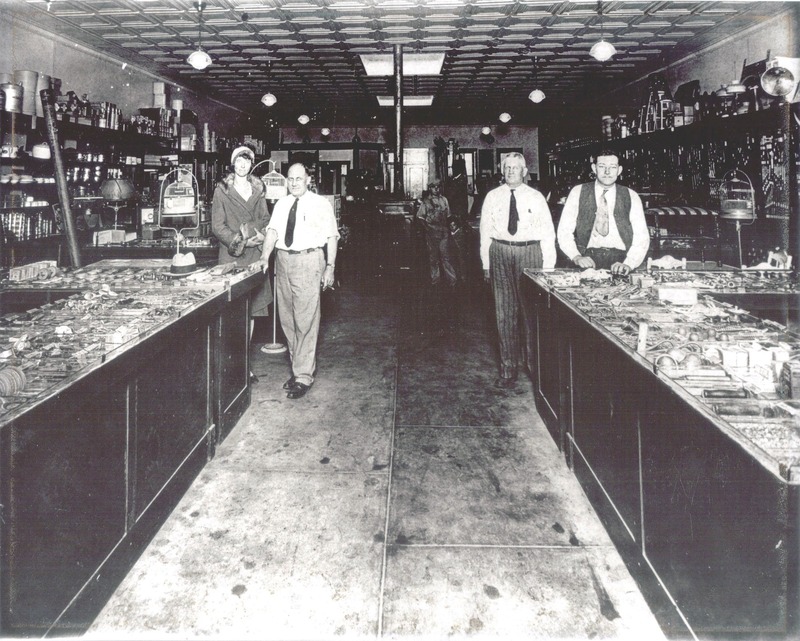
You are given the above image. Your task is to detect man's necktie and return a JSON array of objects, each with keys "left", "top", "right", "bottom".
[
  {"left": 595, "top": 188, "right": 610, "bottom": 236},
  {"left": 508, "top": 189, "right": 518, "bottom": 235},
  {"left": 285, "top": 197, "right": 298, "bottom": 247}
]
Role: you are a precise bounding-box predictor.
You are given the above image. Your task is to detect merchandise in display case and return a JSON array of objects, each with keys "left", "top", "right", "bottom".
[{"left": 523, "top": 267, "right": 800, "bottom": 639}]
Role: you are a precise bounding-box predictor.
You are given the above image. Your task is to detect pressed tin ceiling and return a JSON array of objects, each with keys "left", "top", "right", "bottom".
[{"left": 6, "top": 0, "right": 797, "bottom": 126}]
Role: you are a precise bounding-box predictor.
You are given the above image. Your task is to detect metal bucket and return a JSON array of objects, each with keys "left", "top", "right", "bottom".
[
  {"left": 13, "top": 70, "right": 39, "bottom": 116},
  {"left": 1, "top": 83, "right": 22, "bottom": 113}
]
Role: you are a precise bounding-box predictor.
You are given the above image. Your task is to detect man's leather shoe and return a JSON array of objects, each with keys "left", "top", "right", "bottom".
[
  {"left": 287, "top": 382, "right": 310, "bottom": 399},
  {"left": 283, "top": 376, "right": 296, "bottom": 390},
  {"left": 494, "top": 376, "right": 516, "bottom": 389}
]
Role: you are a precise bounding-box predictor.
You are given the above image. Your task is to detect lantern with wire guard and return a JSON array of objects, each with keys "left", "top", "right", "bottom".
[
  {"left": 99, "top": 178, "right": 135, "bottom": 229},
  {"left": 248, "top": 158, "right": 288, "bottom": 354},
  {"left": 251, "top": 159, "right": 288, "bottom": 203},
  {"left": 157, "top": 167, "right": 201, "bottom": 275},
  {"left": 718, "top": 169, "right": 756, "bottom": 268}
]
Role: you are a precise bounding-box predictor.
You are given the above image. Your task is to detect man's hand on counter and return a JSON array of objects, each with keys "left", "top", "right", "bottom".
[
  {"left": 573, "top": 255, "right": 595, "bottom": 269},
  {"left": 610, "top": 262, "right": 631, "bottom": 276},
  {"left": 254, "top": 259, "right": 269, "bottom": 274}
]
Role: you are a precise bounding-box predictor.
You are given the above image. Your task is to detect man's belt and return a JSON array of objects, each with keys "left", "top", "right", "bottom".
[
  {"left": 493, "top": 238, "right": 540, "bottom": 247},
  {"left": 281, "top": 247, "right": 322, "bottom": 254}
]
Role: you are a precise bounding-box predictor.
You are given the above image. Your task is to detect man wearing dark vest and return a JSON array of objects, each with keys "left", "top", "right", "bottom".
[{"left": 557, "top": 150, "right": 649, "bottom": 276}]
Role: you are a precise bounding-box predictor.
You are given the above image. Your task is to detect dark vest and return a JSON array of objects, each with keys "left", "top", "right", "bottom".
[{"left": 575, "top": 183, "right": 633, "bottom": 253}]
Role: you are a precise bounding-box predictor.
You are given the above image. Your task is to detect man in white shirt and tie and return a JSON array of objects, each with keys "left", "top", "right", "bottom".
[
  {"left": 258, "top": 163, "right": 339, "bottom": 399},
  {"left": 479, "top": 152, "right": 556, "bottom": 389},
  {"left": 557, "top": 150, "right": 649, "bottom": 276}
]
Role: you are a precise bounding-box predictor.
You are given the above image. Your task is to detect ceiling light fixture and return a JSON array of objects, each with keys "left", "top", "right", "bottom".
[
  {"left": 528, "top": 89, "right": 546, "bottom": 103},
  {"left": 481, "top": 126, "right": 491, "bottom": 136},
  {"left": 297, "top": 114, "right": 310, "bottom": 125},
  {"left": 528, "top": 56, "right": 546, "bottom": 103},
  {"left": 321, "top": 127, "right": 331, "bottom": 137},
  {"left": 589, "top": 0, "right": 616, "bottom": 62},
  {"left": 376, "top": 95, "right": 434, "bottom": 107},
  {"left": 261, "top": 93, "right": 277, "bottom": 107},
  {"left": 187, "top": 1, "right": 212, "bottom": 70},
  {"left": 499, "top": 112, "right": 512, "bottom": 123},
  {"left": 360, "top": 52, "right": 445, "bottom": 76}
]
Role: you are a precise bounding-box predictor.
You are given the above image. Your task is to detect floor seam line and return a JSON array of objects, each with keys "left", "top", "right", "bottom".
[
  {"left": 376, "top": 350, "right": 399, "bottom": 639},
  {"left": 386, "top": 543, "right": 615, "bottom": 549}
]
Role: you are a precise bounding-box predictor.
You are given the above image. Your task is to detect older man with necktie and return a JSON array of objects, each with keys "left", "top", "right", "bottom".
[
  {"left": 258, "top": 163, "right": 339, "bottom": 399},
  {"left": 557, "top": 149, "right": 649, "bottom": 276},
  {"left": 479, "top": 152, "right": 556, "bottom": 389}
]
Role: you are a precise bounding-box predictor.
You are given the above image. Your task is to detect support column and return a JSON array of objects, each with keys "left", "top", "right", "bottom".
[{"left": 394, "top": 43, "right": 404, "bottom": 196}]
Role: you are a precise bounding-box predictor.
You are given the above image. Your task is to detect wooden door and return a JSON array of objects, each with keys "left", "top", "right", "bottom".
[{"left": 403, "top": 148, "right": 429, "bottom": 199}]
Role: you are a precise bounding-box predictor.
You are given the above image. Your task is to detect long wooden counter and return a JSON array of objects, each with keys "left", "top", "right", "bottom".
[
  {"left": 522, "top": 269, "right": 799, "bottom": 640},
  {"left": 0, "top": 260, "right": 261, "bottom": 636}
]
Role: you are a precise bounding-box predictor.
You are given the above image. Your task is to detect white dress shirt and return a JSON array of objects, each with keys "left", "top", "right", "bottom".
[
  {"left": 267, "top": 191, "right": 339, "bottom": 251},
  {"left": 479, "top": 183, "right": 556, "bottom": 270},
  {"left": 557, "top": 182, "right": 649, "bottom": 270}
]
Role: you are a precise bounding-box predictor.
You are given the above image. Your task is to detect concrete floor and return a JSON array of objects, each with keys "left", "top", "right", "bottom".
[{"left": 85, "top": 269, "right": 665, "bottom": 641}]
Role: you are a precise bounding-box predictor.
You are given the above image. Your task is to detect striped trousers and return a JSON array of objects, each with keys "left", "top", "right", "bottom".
[{"left": 489, "top": 240, "right": 543, "bottom": 379}]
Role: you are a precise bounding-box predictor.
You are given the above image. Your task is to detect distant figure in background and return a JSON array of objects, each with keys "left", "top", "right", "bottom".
[
  {"left": 557, "top": 149, "right": 649, "bottom": 275},
  {"left": 211, "top": 145, "right": 271, "bottom": 382},
  {"left": 444, "top": 215, "right": 469, "bottom": 288},
  {"left": 480, "top": 152, "right": 556, "bottom": 389},
  {"left": 257, "top": 163, "right": 339, "bottom": 400},
  {"left": 416, "top": 180, "right": 453, "bottom": 287}
]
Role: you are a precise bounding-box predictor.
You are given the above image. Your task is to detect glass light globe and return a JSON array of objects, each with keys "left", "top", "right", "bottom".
[
  {"left": 589, "top": 39, "right": 616, "bottom": 62},
  {"left": 187, "top": 48, "right": 212, "bottom": 70},
  {"left": 499, "top": 112, "right": 511, "bottom": 123},
  {"left": 481, "top": 126, "right": 491, "bottom": 136},
  {"left": 321, "top": 127, "right": 331, "bottom": 136},
  {"left": 260, "top": 93, "right": 277, "bottom": 107},
  {"left": 297, "top": 114, "right": 310, "bottom": 125},
  {"left": 528, "top": 89, "right": 546, "bottom": 103}
]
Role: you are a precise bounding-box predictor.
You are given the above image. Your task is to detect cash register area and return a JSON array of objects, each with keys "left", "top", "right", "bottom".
[{"left": 83, "top": 253, "right": 664, "bottom": 640}]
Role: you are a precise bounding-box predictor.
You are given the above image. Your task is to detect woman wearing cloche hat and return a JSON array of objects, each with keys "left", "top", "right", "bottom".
[{"left": 211, "top": 145, "right": 272, "bottom": 380}]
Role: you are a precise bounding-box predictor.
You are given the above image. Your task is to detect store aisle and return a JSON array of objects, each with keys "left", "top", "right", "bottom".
[{"left": 86, "top": 272, "right": 664, "bottom": 640}]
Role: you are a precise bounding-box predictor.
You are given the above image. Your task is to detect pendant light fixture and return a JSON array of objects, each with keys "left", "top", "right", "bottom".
[
  {"left": 260, "top": 61, "right": 277, "bottom": 107},
  {"left": 499, "top": 112, "right": 511, "bottom": 123},
  {"left": 528, "top": 56, "right": 546, "bottom": 104},
  {"left": 589, "top": 0, "right": 616, "bottom": 62},
  {"left": 187, "top": 1, "right": 212, "bottom": 70}
]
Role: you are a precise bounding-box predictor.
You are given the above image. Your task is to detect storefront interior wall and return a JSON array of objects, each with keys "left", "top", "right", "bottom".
[
  {"left": 0, "top": 13, "right": 245, "bottom": 137},
  {"left": 607, "top": 7, "right": 799, "bottom": 114}
]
